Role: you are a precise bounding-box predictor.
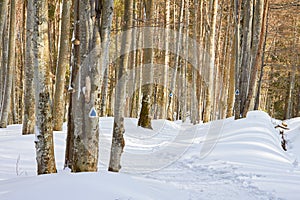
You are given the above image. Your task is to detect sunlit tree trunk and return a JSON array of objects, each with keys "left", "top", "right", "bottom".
[
  {"left": 22, "top": 0, "right": 36, "bottom": 134},
  {"left": 109, "top": 0, "right": 132, "bottom": 172},
  {"left": 71, "top": 0, "right": 100, "bottom": 172},
  {"left": 203, "top": 0, "right": 218, "bottom": 123},
  {"left": 166, "top": 0, "right": 184, "bottom": 121},
  {"left": 35, "top": 0, "right": 57, "bottom": 175},
  {"left": 99, "top": 0, "right": 114, "bottom": 117},
  {"left": 53, "top": 0, "right": 71, "bottom": 131},
  {"left": 243, "top": 0, "right": 268, "bottom": 116},
  {"left": 138, "top": 0, "right": 154, "bottom": 128},
  {"left": 0, "top": 0, "right": 16, "bottom": 128}
]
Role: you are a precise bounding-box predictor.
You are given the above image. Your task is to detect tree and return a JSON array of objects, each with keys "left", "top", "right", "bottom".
[
  {"left": 0, "top": 0, "right": 16, "bottom": 128},
  {"left": 137, "top": 0, "right": 154, "bottom": 128},
  {"left": 166, "top": 0, "right": 184, "bottom": 121},
  {"left": 22, "top": 0, "right": 36, "bottom": 135},
  {"left": 66, "top": 0, "right": 115, "bottom": 172},
  {"left": 203, "top": 0, "right": 218, "bottom": 122},
  {"left": 53, "top": 0, "right": 71, "bottom": 131},
  {"left": 35, "top": 0, "right": 57, "bottom": 175},
  {"left": 108, "top": 0, "right": 132, "bottom": 172}
]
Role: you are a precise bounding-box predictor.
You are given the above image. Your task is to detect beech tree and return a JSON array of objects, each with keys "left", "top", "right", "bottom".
[
  {"left": 53, "top": 0, "right": 71, "bottom": 131},
  {"left": 0, "top": 0, "right": 16, "bottom": 128},
  {"left": 22, "top": 0, "right": 36, "bottom": 135},
  {"left": 35, "top": 0, "right": 57, "bottom": 175},
  {"left": 108, "top": 0, "right": 132, "bottom": 172}
]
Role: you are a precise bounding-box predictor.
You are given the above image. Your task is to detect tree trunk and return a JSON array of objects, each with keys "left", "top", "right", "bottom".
[
  {"left": 166, "top": 0, "right": 184, "bottom": 121},
  {"left": 284, "top": 68, "right": 296, "bottom": 119},
  {"left": 22, "top": 0, "right": 36, "bottom": 135},
  {"left": 99, "top": 0, "right": 114, "bottom": 117},
  {"left": 203, "top": 0, "right": 218, "bottom": 123},
  {"left": 35, "top": 0, "right": 57, "bottom": 175},
  {"left": 0, "top": 0, "right": 8, "bottom": 50},
  {"left": 108, "top": 0, "right": 132, "bottom": 173},
  {"left": 53, "top": 0, "right": 71, "bottom": 131},
  {"left": 71, "top": 0, "right": 102, "bottom": 172},
  {"left": 138, "top": 0, "right": 154, "bottom": 128},
  {"left": 243, "top": 0, "right": 268, "bottom": 116},
  {"left": 0, "top": 0, "right": 16, "bottom": 128},
  {"left": 238, "top": 0, "right": 253, "bottom": 118}
]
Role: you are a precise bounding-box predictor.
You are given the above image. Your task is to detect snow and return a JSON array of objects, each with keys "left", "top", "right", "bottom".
[{"left": 0, "top": 111, "right": 300, "bottom": 199}]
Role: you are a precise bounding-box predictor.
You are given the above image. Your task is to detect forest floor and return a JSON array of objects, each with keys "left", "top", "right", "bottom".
[{"left": 0, "top": 111, "right": 300, "bottom": 199}]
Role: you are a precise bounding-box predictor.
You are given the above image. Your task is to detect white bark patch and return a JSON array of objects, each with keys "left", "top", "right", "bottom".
[{"left": 85, "top": 76, "right": 91, "bottom": 103}]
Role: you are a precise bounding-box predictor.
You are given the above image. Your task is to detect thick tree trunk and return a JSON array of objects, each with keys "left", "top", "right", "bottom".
[
  {"left": 71, "top": 0, "right": 102, "bottom": 172},
  {"left": 35, "top": 0, "right": 57, "bottom": 175},
  {"left": 53, "top": 0, "right": 71, "bottom": 131},
  {"left": 0, "top": 0, "right": 16, "bottom": 128}
]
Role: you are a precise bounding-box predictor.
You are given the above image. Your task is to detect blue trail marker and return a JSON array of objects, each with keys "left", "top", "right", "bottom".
[{"left": 89, "top": 107, "right": 97, "bottom": 118}]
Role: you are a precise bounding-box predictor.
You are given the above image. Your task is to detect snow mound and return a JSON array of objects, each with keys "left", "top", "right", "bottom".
[
  {"left": 1, "top": 111, "right": 300, "bottom": 200},
  {"left": 0, "top": 171, "right": 188, "bottom": 200}
]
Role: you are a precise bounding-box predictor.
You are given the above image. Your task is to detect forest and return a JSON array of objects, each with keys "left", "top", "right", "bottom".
[{"left": 0, "top": 0, "right": 299, "bottom": 174}]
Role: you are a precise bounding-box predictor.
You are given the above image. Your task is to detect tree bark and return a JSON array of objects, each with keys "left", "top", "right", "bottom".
[
  {"left": 203, "top": 0, "right": 218, "bottom": 123},
  {"left": 53, "top": 0, "right": 71, "bottom": 131},
  {"left": 166, "top": 0, "right": 184, "bottom": 121},
  {"left": 22, "top": 0, "right": 36, "bottom": 135},
  {"left": 138, "top": 0, "right": 154, "bottom": 128},
  {"left": 0, "top": 0, "right": 16, "bottom": 128},
  {"left": 108, "top": 0, "right": 132, "bottom": 173},
  {"left": 35, "top": 0, "right": 57, "bottom": 175},
  {"left": 243, "top": 0, "right": 268, "bottom": 116}
]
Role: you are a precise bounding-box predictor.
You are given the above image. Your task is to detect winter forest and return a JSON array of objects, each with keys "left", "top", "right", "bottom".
[{"left": 0, "top": 0, "right": 300, "bottom": 199}]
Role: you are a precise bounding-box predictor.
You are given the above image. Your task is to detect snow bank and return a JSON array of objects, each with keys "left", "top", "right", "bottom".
[{"left": 1, "top": 111, "right": 300, "bottom": 200}]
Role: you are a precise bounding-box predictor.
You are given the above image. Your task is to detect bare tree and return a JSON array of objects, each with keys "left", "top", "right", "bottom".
[
  {"left": 109, "top": 0, "right": 132, "bottom": 172},
  {"left": 203, "top": 0, "right": 218, "bottom": 122},
  {"left": 22, "top": 0, "right": 36, "bottom": 135},
  {"left": 53, "top": 0, "right": 71, "bottom": 131},
  {"left": 138, "top": 0, "right": 154, "bottom": 128},
  {"left": 0, "top": 0, "right": 16, "bottom": 128},
  {"left": 35, "top": 0, "right": 57, "bottom": 175}
]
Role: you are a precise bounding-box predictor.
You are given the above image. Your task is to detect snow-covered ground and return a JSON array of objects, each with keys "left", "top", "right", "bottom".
[{"left": 0, "top": 111, "right": 300, "bottom": 199}]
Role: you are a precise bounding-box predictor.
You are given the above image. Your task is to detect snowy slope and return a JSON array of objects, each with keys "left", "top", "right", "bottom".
[{"left": 0, "top": 111, "right": 300, "bottom": 200}]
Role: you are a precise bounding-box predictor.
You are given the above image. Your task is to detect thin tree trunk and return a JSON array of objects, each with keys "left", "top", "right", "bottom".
[
  {"left": 166, "top": 0, "right": 184, "bottom": 121},
  {"left": 203, "top": 0, "right": 218, "bottom": 123},
  {"left": 243, "top": 0, "right": 268, "bottom": 116},
  {"left": 0, "top": 0, "right": 16, "bottom": 128},
  {"left": 239, "top": 0, "right": 253, "bottom": 117},
  {"left": 160, "top": 0, "right": 170, "bottom": 119},
  {"left": 53, "top": 0, "right": 71, "bottom": 131},
  {"left": 284, "top": 69, "right": 296, "bottom": 119},
  {"left": 35, "top": 0, "right": 57, "bottom": 175},
  {"left": 138, "top": 0, "right": 154, "bottom": 128},
  {"left": 99, "top": 0, "right": 114, "bottom": 117},
  {"left": 22, "top": 0, "right": 36, "bottom": 135},
  {"left": 108, "top": 0, "right": 132, "bottom": 172}
]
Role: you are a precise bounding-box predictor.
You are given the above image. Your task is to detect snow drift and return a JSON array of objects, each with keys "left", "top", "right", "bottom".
[{"left": 0, "top": 111, "right": 300, "bottom": 199}]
